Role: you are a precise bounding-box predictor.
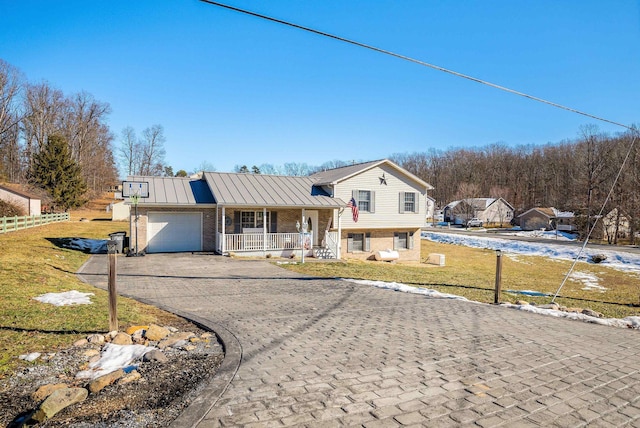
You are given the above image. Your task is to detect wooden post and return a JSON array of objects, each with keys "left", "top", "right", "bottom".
[
  {"left": 107, "top": 240, "right": 118, "bottom": 332},
  {"left": 494, "top": 249, "right": 503, "bottom": 304}
]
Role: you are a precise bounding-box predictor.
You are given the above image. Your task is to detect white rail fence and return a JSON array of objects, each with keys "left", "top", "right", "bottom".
[{"left": 0, "top": 213, "right": 70, "bottom": 234}]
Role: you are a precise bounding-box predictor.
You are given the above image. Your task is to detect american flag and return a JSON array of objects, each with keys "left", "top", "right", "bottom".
[{"left": 347, "top": 197, "right": 359, "bottom": 222}]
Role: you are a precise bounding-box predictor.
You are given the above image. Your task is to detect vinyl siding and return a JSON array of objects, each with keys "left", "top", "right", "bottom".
[{"left": 334, "top": 164, "right": 426, "bottom": 229}]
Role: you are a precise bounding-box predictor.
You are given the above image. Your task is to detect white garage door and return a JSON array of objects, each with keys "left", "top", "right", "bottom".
[{"left": 147, "top": 212, "right": 202, "bottom": 253}]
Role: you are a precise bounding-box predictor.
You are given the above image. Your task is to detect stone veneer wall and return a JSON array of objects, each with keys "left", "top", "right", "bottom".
[{"left": 340, "top": 228, "right": 421, "bottom": 262}]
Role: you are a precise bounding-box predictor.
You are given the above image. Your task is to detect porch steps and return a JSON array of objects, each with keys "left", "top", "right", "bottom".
[{"left": 313, "top": 247, "right": 336, "bottom": 259}]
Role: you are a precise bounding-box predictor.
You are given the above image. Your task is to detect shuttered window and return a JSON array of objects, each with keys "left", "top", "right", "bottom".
[
  {"left": 352, "top": 190, "right": 375, "bottom": 213},
  {"left": 399, "top": 192, "right": 417, "bottom": 213},
  {"left": 393, "top": 231, "right": 414, "bottom": 250},
  {"left": 347, "top": 232, "right": 371, "bottom": 252}
]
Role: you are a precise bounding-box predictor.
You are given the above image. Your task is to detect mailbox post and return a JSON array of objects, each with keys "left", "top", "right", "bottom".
[{"left": 107, "top": 240, "right": 118, "bottom": 332}]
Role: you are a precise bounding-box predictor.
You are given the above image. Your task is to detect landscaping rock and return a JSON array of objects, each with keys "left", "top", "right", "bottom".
[
  {"left": 591, "top": 254, "right": 607, "bottom": 263},
  {"left": 145, "top": 324, "right": 170, "bottom": 341},
  {"left": 118, "top": 370, "right": 142, "bottom": 385},
  {"left": 32, "top": 387, "right": 88, "bottom": 422},
  {"left": 158, "top": 332, "right": 195, "bottom": 349},
  {"left": 87, "top": 334, "right": 105, "bottom": 344},
  {"left": 88, "top": 369, "right": 124, "bottom": 394},
  {"left": 537, "top": 303, "right": 560, "bottom": 310},
  {"left": 143, "top": 349, "right": 168, "bottom": 363},
  {"left": 515, "top": 300, "right": 529, "bottom": 305},
  {"left": 32, "top": 383, "right": 68, "bottom": 402},
  {"left": 125, "top": 325, "right": 148, "bottom": 335},
  {"left": 565, "top": 307, "right": 583, "bottom": 313},
  {"left": 73, "top": 338, "right": 89, "bottom": 347},
  {"left": 111, "top": 332, "right": 133, "bottom": 345},
  {"left": 582, "top": 308, "right": 604, "bottom": 318}
]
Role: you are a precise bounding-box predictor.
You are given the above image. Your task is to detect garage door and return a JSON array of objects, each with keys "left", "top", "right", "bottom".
[{"left": 147, "top": 212, "right": 202, "bottom": 253}]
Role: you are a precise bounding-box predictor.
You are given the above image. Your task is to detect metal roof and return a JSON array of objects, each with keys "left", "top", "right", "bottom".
[
  {"left": 203, "top": 172, "right": 346, "bottom": 208},
  {"left": 125, "top": 176, "right": 214, "bottom": 205},
  {"left": 309, "top": 159, "right": 433, "bottom": 190}
]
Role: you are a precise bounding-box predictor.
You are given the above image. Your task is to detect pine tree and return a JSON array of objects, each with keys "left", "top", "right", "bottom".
[{"left": 30, "top": 134, "right": 87, "bottom": 211}]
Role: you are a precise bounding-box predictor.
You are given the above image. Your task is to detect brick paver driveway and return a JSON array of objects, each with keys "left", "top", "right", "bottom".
[{"left": 79, "top": 254, "right": 640, "bottom": 427}]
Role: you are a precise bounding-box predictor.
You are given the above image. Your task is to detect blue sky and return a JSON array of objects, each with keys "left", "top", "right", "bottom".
[{"left": 1, "top": 1, "right": 639, "bottom": 174}]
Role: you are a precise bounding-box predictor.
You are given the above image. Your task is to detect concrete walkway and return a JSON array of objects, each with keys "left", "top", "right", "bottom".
[{"left": 79, "top": 254, "right": 640, "bottom": 427}]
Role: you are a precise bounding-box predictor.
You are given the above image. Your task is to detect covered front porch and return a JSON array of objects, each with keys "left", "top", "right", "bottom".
[{"left": 215, "top": 206, "right": 340, "bottom": 259}]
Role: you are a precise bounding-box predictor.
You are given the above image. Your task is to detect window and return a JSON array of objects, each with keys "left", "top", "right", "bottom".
[
  {"left": 241, "top": 211, "right": 270, "bottom": 229},
  {"left": 241, "top": 211, "right": 255, "bottom": 230},
  {"left": 399, "top": 192, "right": 417, "bottom": 213},
  {"left": 352, "top": 233, "right": 364, "bottom": 252},
  {"left": 358, "top": 190, "right": 371, "bottom": 212},
  {"left": 394, "top": 231, "right": 414, "bottom": 250},
  {"left": 347, "top": 232, "right": 370, "bottom": 252},
  {"left": 353, "top": 190, "right": 375, "bottom": 213}
]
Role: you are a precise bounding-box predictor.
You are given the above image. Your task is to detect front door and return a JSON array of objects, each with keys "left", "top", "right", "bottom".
[{"left": 306, "top": 210, "right": 319, "bottom": 247}]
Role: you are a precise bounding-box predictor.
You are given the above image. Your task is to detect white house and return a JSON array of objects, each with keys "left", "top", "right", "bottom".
[{"left": 444, "top": 198, "right": 514, "bottom": 226}]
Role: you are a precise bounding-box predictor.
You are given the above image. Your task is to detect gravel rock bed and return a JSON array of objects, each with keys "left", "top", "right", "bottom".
[{"left": 0, "top": 321, "right": 224, "bottom": 427}]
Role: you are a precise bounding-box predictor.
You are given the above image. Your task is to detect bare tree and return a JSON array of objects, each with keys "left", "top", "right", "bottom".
[
  {"left": 139, "top": 125, "right": 166, "bottom": 176},
  {"left": 22, "top": 82, "right": 66, "bottom": 169},
  {"left": 119, "top": 126, "right": 142, "bottom": 176}
]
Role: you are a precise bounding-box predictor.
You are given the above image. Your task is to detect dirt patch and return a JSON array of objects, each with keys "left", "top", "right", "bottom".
[{"left": 1, "top": 320, "right": 224, "bottom": 427}]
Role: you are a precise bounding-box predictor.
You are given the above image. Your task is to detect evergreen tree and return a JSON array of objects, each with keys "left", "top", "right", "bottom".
[{"left": 30, "top": 134, "right": 87, "bottom": 211}]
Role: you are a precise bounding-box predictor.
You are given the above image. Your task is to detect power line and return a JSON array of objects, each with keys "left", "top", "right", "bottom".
[{"left": 198, "top": 0, "right": 632, "bottom": 131}]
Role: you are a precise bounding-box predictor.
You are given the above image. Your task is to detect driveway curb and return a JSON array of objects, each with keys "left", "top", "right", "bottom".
[{"left": 77, "top": 257, "right": 242, "bottom": 428}]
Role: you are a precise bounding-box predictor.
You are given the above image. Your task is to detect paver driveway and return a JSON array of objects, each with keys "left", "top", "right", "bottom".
[{"left": 79, "top": 253, "right": 640, "bottom": 427}]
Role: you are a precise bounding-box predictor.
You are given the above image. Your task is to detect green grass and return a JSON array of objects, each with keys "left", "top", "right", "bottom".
[
  {"left": 280, "top": 240, "right": 640, "bottom": 319},
  {"left": 0, "top": 210, "right": 185, "bottom": 378}
]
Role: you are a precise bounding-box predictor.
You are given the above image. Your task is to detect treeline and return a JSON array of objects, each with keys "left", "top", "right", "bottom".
[
  {"left": 392, "top": 125, "right": 639, "bottom": 233},
  {"left": 0, "top": 59, "right": 117, "bottom": 196}
]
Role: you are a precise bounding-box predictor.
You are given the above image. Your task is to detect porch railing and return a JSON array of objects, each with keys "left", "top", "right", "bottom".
[
  {"left": 324, "top": 231, "right": 339, "bottom": 258},
  {"left": 217, "top": 232, "right": 313, "bottom": 253}
]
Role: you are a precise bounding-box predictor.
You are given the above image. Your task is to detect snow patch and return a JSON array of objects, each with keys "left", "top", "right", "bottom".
[
  {"left": 34, "top": 290, "right": 94, "bottom": 306},
  {"left": 569, "top": 271, "right": 607, "bottom": 292},
  {"left": 76, "top": 343, "right": 155, "bottom": 379}
]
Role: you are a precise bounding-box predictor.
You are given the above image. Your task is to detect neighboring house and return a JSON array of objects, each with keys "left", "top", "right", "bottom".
[
  {"left": 443, "top": 198, "right": 514, "bottom": 226},
  {"left": 110, "top": 200, "right": 130, "bottom": 221},
  {"left": 595, "top": 208, "right": 631, "bottom": 243},
  {"left": 0, "top": 183, "right": 42, "bottom": 216},
  {"left": 124, "top": 159, "right": 433, "bottom": 261},
  {"left": 518, "top": 207, "right": 576, "bottom": 231}
]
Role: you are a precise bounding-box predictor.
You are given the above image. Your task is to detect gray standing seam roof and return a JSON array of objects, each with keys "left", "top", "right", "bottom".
[
  {"left": 203, "top": 172, "right": 345, "bottom": 208},
  {"left": 125, "top": 176, "right": 214, "bottom": 205}
]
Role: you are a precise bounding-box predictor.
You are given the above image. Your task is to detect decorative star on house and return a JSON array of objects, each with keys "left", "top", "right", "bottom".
[{"left": 379, "top": 173, "right": 387, "bottom": 185}]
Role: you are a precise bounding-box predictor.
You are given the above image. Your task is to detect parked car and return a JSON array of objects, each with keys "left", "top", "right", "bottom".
[{"left": 466, "top": 218, "right": 483, "bottom": 227}]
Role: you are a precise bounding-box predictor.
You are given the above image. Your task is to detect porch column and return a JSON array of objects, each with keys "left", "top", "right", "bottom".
[
  {"left": 263, "top": 207, "right": 267, "bottom": 255},
  {"left": 221, "top": 206, "right": 226, "bottom": 254},
  {"left": 337, "top": 208, "right": 342, "bottom": 260}
]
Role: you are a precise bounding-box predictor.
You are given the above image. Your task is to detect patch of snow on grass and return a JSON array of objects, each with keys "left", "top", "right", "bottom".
[
  {"left": 501, "top": 303, "right": 639, "bottom": 329},
  {"left": 422, "top": 231, "right": 640, "bottom": 274},
  {"left": 34, "top": 290, "right": 94, "bottom": 306},
  {"left": 342, "top": 278, "right": 468, "bottom": 301},
  {"left": 569, "top": 271, "right": 607, "bottom": 292}
]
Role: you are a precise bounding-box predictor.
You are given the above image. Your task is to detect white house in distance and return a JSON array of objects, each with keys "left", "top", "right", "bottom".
[
  {"left": 0, "top": 183, "right": 42, "bottom": 216},
  {"left": 123, "top": 159, "right": 433, "bottom": 262},
  {"left": 443, "top": 197, "right": 514, "bottom": 226}
]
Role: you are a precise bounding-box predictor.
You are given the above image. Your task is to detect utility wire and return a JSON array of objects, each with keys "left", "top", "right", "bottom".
[{"left": 199, "top": 0, "right": 632, "bottom": 131}]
